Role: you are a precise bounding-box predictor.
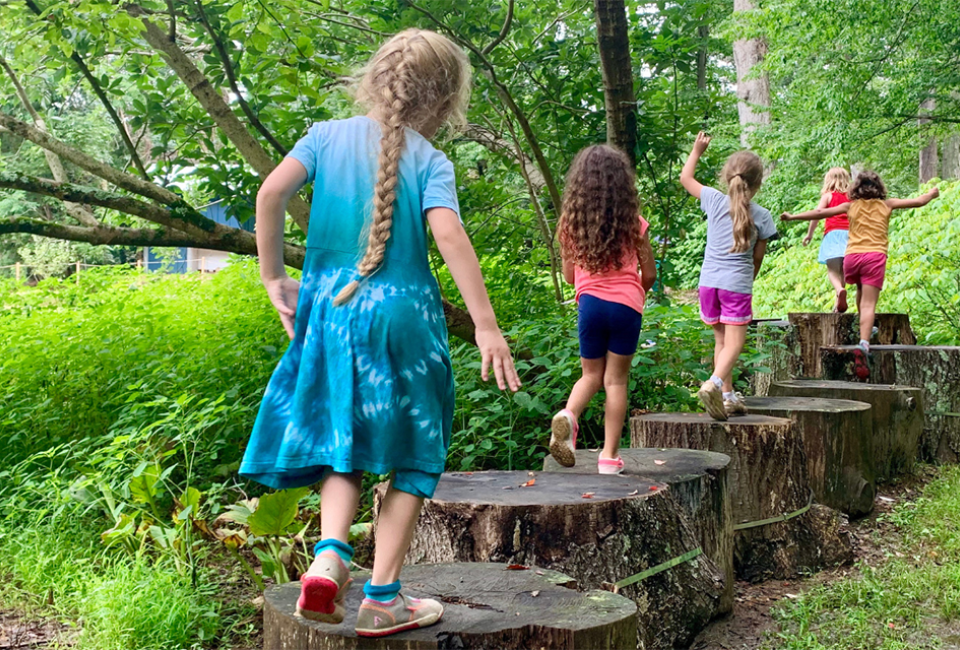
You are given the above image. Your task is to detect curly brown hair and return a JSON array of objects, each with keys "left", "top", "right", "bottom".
[
  {"left": 848, "top": 170, "right": 887, "bottom": 201},
  {"left": 558, "top": 145, "right": 644, "bottom": 274}
]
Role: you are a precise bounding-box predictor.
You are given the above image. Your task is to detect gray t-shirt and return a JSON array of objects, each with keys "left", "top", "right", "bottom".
[{"left": 698, "top": 186, "right": 777, "bottom": 294}]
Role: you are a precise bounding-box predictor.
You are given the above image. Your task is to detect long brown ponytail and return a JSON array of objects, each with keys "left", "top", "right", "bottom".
[
  {"left": 333, "top": 29, "right": 471, "bottom": 306},
  {"left": 721, "top": 151, "right": 763, "bottom": 253}
]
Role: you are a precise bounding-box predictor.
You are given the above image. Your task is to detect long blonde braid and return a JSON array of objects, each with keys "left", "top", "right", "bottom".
[{"left": 333, "top": 29, "right": 471, "bottom": 306}]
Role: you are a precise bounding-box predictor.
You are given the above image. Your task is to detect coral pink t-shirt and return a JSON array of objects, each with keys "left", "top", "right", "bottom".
[{"left": 574, "top": 217, "right": 649, "bottom": 315}]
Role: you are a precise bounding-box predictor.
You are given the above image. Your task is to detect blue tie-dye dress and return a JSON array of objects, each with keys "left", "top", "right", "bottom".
[{"left": 239, "top": 116, "right": 459, "bottom": 497}]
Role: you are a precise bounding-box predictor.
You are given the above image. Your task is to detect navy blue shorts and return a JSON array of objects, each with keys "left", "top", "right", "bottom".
[{"left": 577, "top": 294, "right": 643, "bottom": 359}]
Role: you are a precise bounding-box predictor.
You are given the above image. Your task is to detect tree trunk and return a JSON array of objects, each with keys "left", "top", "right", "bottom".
[
  {"left": 942, "top": 134, "right": 960, "bottom": 180},
  {"left": 820, "top": 346, "right": 960, "bottom": 464},
  {"left": 732, "top": 0, "right": 770, "bottom": 147},
  {"left": 593, "top": 0, "right": 638, "bottom": 166},
  {"left": 770, "top": 379, "right": 923, "bottom": 481},
  {"left": 543, "top": 447, "right": 734, "bottom": 614},
  {"left": 919, "top": 98, "right": 938, "bottom": 184},
  {"left": 750, "top": 320, "right": 796, "bottom": 397},
  {"left": 742, "top": 397, "right": 875, "bottom": 517},
  {"left": 381, "top": 470, "right": 725, "bottom": 650},
  {"left": 631, "top": 413, "right": 853, "bottom": 582},
  {"left": 263, "top": 563, "right": 638, "bottom": 649}
]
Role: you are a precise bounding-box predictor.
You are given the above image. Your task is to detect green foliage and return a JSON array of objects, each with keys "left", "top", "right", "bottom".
[{"left": 755, "top": 180, "right": 960, "bottom": 344}]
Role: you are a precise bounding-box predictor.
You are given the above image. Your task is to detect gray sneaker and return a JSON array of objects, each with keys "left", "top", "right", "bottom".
[
  {"left": 698, "top": 380, "right": 728, "bottom": 421},
  {"left": 355, "top": 592, "right": 444, "bottom": 637},
  {"left": 724, "top": 393, "right": 749, "bottom": 417},
  {"left": 297, "top": 552, "right": 352, "bottom": 623}
]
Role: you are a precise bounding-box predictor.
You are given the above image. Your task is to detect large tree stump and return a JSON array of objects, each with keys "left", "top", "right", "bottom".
[
  {"left": 742, "top": 397, "right": 875, "bottom": 517},
  {"left": 542, "top": 448, "right": 734, "bottom": 614},
  {"left": 263, "top": 563, "right": 638, "bottom": 650},
  {"left": 631, "top": 413, "right": 853, "bottom": 582},
  {"left": 750, "top": 320, "right": 796, "bottom": 397},
  {"left": 821, "top": 345, "right": 960, "bottom": 463},
  {"left": 770, "top": 379, "right": 923, "bottom": 481},
  {"left": 381, "top": 471, "right": 724, "bottom": 650}
]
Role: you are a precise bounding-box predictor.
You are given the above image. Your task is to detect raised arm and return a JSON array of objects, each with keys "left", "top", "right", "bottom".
[
  {"left": 427, "top": 207, "right": 520, "bottom": 392},
  {"left": 781, "top": 202, "right": 850, "bottom": 222},
  {"left": 887, "top": 187, "right": 939, "bottom": 210},
  {"left": 680, "top": 131, "right": 711, "bottom": 199},
  {"left": 803, "top": 194, "right": 832, "bottom": 245}
]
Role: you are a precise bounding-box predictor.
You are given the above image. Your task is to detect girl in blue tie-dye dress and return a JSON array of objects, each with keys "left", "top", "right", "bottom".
[{"left": 240, "top": 29, "right": 520, "bottom": 637}]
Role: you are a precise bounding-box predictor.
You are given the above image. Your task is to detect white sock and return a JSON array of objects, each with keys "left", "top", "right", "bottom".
[
  {"left": 710, "top": 375, "right": 723, "bottom": 389},
  {"left": 723, "top": 391, "right": 735, "bottom": 401},
  {"left": 859, "top": 339, "right": 870, "bottom": 352}
]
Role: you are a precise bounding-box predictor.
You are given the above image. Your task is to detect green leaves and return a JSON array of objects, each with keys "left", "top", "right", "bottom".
[{"left": 247, "top": 487, "right": 309, "bottom": 537}]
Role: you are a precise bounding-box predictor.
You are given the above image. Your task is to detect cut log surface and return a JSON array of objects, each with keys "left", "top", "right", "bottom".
[
  {"left": 742, "top": 397, "right": 875, "bottom": 517},
  {"left": 770, "top": 379, "right": 923, "bottom": 480},
  {"left": 263, "top": 563, "right": 638, "bottom": 650},
  {"left": 542, "top": 448, "right": 734, "bottom": 614},
  {"left": 821, "top": 345, "right": 960, "bottom": 463},
  {"left": 631, "top": 413, "right": 853, "bottom": 582},
  {"left": 389, "top": 471, "right": 724, "bottom": 650}
]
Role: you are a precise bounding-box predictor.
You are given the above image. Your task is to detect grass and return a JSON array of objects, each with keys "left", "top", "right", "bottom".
[{"left": 764, "top": 466, "right": 960, "bottom": 649}]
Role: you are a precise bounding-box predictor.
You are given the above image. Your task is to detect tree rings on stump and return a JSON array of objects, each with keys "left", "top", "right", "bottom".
[
  {"left": 771, "top": 379, "right": 923, "bottom": 481},
  {"left": 380, "top": 471, "right": 724, "bottom": 650},
  {"left": 631, "top": 413, "right": 853, "bottom": 582},
  {"left": 742, "top": 397, "right": 875, "bottom": 517},
  {"left": 543, "top": 447, "right": 734, "bottom": 614},
  {"left": 263, "top": 563, "right": 638, "bottom": 650},
  {"left": 821, "top": 345, "right": 960, "bottom": 463}
]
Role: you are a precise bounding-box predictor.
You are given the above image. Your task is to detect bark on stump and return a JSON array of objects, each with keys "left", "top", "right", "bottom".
[
  {"left": 770, "top": 379, "right": 923, "bottom": 481},
  {"left": 821, "top": 345, "right": 960, "bottom": 463},
  {"left": 741, "top": 397, "right": 875, "bottom": 517},
  {"left": 750, "top": 320, "right": 795, "bottom": 397},
  {"left": 631, "top": 413, "right": 853, "bottom": 582},
  {"left": 542, "top": 448, "right": 734, "bottom": 614},
  {"left": 380, "top": 471, "right": 724, "bottom": 650},
  {"left": 263, "top": 563, "right": 638, "bottom": 650}
]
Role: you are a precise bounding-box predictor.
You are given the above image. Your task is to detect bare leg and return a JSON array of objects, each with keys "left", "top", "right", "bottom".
[
  {"left": 855, "top": 283, "right": 863, "bottom": 313},
  {"left": 712, "top": 323, "right": 726, "bottom": 373},
  {"left": 601, "top": 352, "right": 634, "bottom": 460},
  {"left": 371, "top": 485, "right": 424, "bottom": 585},
  {"left": 713, "top": 324, "right": 748, "bottom": 390},
  {"left": 826, "top": 258, "right": 847, "bottom": 311},
  {"left": 564, "top": 357, "right": 606, "bottom": 418},
  {"left": 857, "top": 285, "right": 881, "bottom": 344},
  {"left": 304, "top": 471, "right": 363, "bottom": 577}
]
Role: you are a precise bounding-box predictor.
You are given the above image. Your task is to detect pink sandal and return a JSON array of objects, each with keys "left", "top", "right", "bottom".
[
  {"left": 598, "top": 456, "right": 625, "bottom": 475},
  {"left": 550, "top": 409, "right": 578, "bottom": 467}
]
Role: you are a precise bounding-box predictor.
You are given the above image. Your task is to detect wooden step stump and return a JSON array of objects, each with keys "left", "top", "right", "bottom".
[
  {"left": 820, "top": 345, "right": 960, "bottom": 463},
  {"left": 630, "top": 413, "right": 853, "bottom": 582},
  {"left": 770, "top": 379, "right": 923, "bottom": 481},
  {"left": 382, "top": 471, "right": 724, "bottom": 650},
  {"left": 542, "top": 448, "right": 734, "bottom": 614},
  {"left": 264, "top": 563, "right": 638, "bottom": 650},
  {"left": 742, "top": 397, "right": 875, "bottom": 517},
  {"left": 750, "top": 320, "right": 796, "bottom": 397}
]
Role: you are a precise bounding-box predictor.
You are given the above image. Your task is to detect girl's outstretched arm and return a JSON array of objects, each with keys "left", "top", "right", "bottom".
[
  {"left": 680, "top": 131, "right": 711, "bottom": 199},
  {"left": 803, "top": 194, "right": 831, "bottom": 245},
  {"left": 639, "top": 233, "right": 657, "bottom": 292},
  {"left": 887, "top": 187, "right": 939, "bottom": 210},
  {"left": 427, "top": 207, "right": 521, "bottom": 392},
  {"left": 781, "top": 202, "right": 849, "bottom": 221},
  {"left": 257, "top": 157, "right": 308, "bottom": 338}
]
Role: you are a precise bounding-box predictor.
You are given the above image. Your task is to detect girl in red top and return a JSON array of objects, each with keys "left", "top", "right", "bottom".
[
  {"left": 549, "top": 145, "right": 657, "bottom": 474},
  {"left": 802, "top": 167, "right": 851, "bottom": 312}
]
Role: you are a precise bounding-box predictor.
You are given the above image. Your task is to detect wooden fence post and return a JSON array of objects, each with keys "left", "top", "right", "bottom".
[
  {"left": 15, "top": 262, "right": 20, "bottom": 283},
  {"left": 200, "top": 257, "right": 206, "bottom": 274},
  {"left": 76, "top": 261, "right": 81, "bottom": 285}
]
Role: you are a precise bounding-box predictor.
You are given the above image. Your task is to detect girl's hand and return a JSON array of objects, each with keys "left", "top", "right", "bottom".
[
  {"left": 780, "top": 212, "right": 794, "bottom": 221},
  {"left": 802, "top": 234, "right": 813, "bottom": 246},
  {"left": 693, "top": 131, "right": 711, "bottom": 155},
  {"left": 264, "top": 276, "right": 300, "bottom": 339},
  {"left": 476, "top": 327, "right": 521, "bottom": 392},
  {"left": 929, "top": 187, "right": 940, "bottom": 199}
]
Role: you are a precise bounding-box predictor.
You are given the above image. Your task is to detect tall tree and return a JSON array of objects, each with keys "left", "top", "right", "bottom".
[
  {"left": 731, "top": 0, "right": 770, "bottom": 146},
  {"left": 593, "top": 0, "right": 638, "bottom": 166},
  {"left": 919, "top": 98, "right": 939, "bottom": 183}
]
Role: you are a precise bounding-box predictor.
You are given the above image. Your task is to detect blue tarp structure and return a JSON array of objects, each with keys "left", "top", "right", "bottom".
[{"left": 144, "top": 200, "right": 254, "bottom": 273}]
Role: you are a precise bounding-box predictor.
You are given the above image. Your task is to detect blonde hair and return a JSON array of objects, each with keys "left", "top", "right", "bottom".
[
  {"left": 721, "top": 151, "right": 764, "bottom": 253},
  {"left": 333, "top": 29, "right": 472, "bottom": 306},
  {"left": 821, "top": 167, "right": 851, "bottom": 195}
]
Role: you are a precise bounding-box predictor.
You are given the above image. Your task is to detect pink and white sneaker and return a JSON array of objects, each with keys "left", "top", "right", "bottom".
[
  {"left": 598, "top": 456, "right": 625, "bottom": 475},
  {"left": 549, "top": 409, "right": 578, "bottom": 467}
]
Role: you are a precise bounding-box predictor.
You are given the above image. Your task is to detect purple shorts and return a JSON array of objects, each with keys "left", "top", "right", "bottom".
[
  {"left": 699, "top": 287, "right": 753, "bottom": 326},
  {"left": 845, "top": 252, "right": 887, "bottom": 289}
]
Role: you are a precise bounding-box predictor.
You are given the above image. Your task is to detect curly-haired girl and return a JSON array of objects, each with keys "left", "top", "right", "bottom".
[
  {"left": 802, "top": 167, "right": 852, "bottom": 312},
  {"left": 549, "top": 145, "right": 657, "bottom": 474},
  {"left": 783, "top": 171, "right": 938, "bottom": 377},
  {"left": 240, "top": 29, "right": 520, "bottom": 637},
  {"left": 680, "top": 132, "right": 778, "bottom": 421}
]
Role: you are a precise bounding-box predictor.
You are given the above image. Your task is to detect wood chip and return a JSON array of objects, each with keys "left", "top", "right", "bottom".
[
  {"left": 627, "top": 489, "right": 639, "bottom": 497},
  {"left": 581, "top": 492, "right": 595, "bottom": 499},
  {"left": 649, "top": 485, "right": 658, "bottom": 491},
  {"left": 654, "top": 460, "right": 666, "bottom": 465},
  {"left": 531, "top": 590, "right": 540, "bottom": 597},
  {"left": 506, "top": 564, "right": 529, "bottom": 571},
  {"left": 520, "top": 479, "right": 536, "bottom": 488}
]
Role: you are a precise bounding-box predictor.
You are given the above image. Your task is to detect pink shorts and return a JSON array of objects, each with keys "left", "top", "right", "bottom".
[
  {"left": 845, "top": 252, "right": 887, "bottom": 289},
  {"left": 699, "top": 287, "right": 753, "bottom": 326}
]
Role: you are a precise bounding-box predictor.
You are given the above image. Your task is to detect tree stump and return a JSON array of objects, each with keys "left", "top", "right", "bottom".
[
  {"left": 263, "top": 563, "right": 638, "bottom": 650},
  {"left": 821, "top": 345, "right": 960, "bottom": 463},
  {"left": 770, "top": 379, "right": 923, "bottom": 481},
  {"left": 742, "top": 397, "right": 875, "bottom": 517},
  {"left": 750, "top": 320, "right": 796, "bottom": 397},
  {"left": 381, "top": 471, "right": 724, "bottom": 650},
  {"left": 631, "top": 413, "right": 853, "bottom": 582},
  {"left": 542, "top": 448, "right": 734, "bottom": 614}
]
